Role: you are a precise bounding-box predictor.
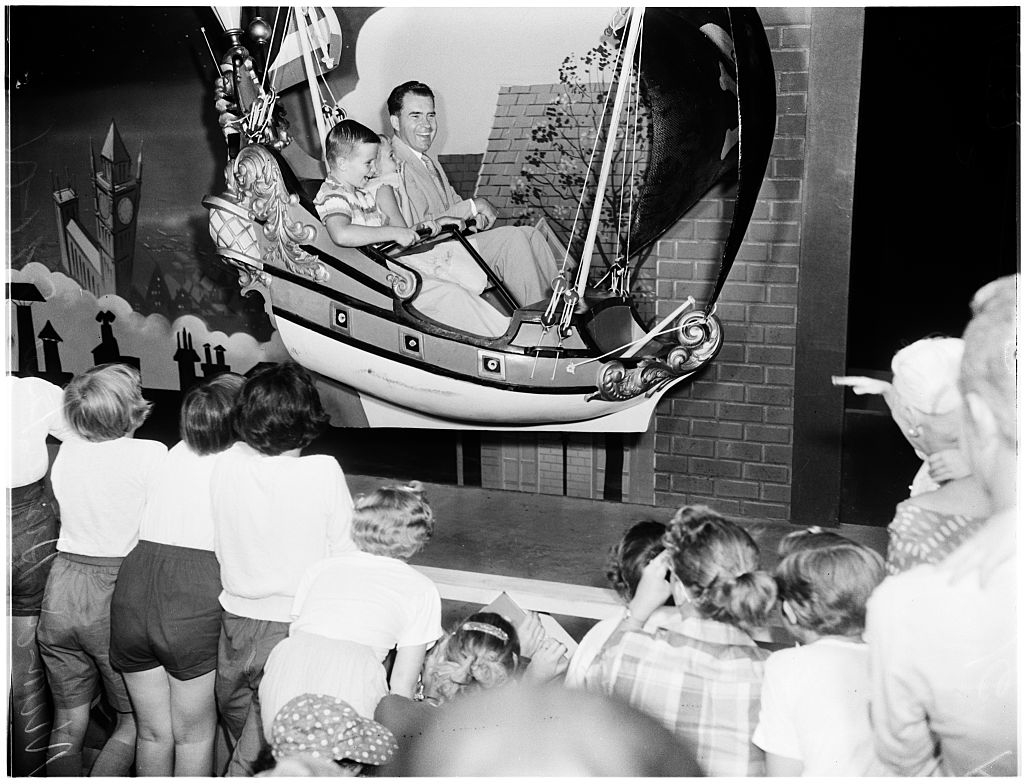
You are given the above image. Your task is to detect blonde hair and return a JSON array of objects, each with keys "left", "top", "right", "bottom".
[
  {"left": 891, "top": 337, "right": 965, "bottom": 416},
  {"left": 421, "top": 612, "right": 519, "bottom": 705},
  {"left": 774, "top": 541, "right": 885, "bottom": 635},
  {"left": 64, "top": 363, "right": 152, "bottom": 442},
  {"left": 664, "top": 505, "right": 776, "bottom": 631},
  {"left": 351, "top": 482, "right": 434, "bottom": 560},
  {"left": 960, "top": 275, "right": 1017, "bottom": 445}
]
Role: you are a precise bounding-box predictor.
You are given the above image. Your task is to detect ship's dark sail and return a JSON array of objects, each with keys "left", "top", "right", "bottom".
[{"left": 628, "top": 8, "right": 776, "bottom": 310}]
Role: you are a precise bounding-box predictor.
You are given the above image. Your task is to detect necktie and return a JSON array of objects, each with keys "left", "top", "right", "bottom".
[{"left": 421, "top": 155, "right": 447, "bottom": 201}]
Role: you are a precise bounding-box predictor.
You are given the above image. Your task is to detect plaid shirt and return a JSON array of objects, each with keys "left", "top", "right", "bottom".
[{"left": 589, "top": 615, "right": 770, "bottom": 776}]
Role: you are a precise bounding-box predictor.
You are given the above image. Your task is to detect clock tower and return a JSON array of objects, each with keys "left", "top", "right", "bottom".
[{"left": 94, "top": 121, "right": 143, "bottom": 302}]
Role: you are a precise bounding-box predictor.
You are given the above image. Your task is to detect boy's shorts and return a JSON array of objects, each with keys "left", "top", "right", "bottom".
[
  {"left": 110, "top": 540, "right": 222, "bottom": 680},
  {"left": 9, "top": 479, "right": 60, "bottom": 617},
  {"left": 37, "top": 553, "right": 131, "bottom": 712}
]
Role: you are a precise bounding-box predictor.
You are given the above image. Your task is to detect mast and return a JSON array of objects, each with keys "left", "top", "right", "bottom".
[
  {"left": 569, "top": 7, "right": 645, "bottom": 306},
  {"left": 296, "top": 9, "right": 331, "bottom": 165}
]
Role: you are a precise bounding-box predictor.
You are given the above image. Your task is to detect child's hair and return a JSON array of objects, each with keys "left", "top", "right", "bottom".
[
  {"left": 422, "top": 612, "right": 519, "bottom": 705},
  {"left": 64, "top": 363, "right": 151, "bottom": 442},
  {"left": 774, "top": 541, "right": 885, "bottom": 636},
  {"left": 324, "top": 119, "right": 380, "bottom": 168},
  {"left": 891, "top": 337, "right": 964, "bottom": 417},
  {"left": 664, "top": 505, "right": 776, "bottom": 630},
  {"left": 180, "top": 372, "right": 244, "bottom": 455},
  {"left": 776, "top": 526, "right": 853, "bottom": 558},
  {"left": 234, "top": 362, "right": 329, "bottom": 456},
  {"left": 606, "top": 520, "right": 667, "bottom": 602},
  {"left": 351, "top": 482, "right": 434, "bottom": 560}
]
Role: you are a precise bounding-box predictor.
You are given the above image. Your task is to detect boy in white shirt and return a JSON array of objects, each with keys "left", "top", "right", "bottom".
[
  {"left": 752, "top": 537, "right": 892, "bottom": 776},
  {"left": 211, "top": 362, "right": 356, "bottom": 776},
  {"left": 38, "top": 363, "right": 168, "bottom": 777}
]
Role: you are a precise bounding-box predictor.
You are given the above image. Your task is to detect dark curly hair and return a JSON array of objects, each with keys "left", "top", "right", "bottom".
[
  {"left": 234, "top": 362, "right": 329, "bottom": 456},
  {"left": 605, "top": 520, "right": 667, "bottom": 602}
]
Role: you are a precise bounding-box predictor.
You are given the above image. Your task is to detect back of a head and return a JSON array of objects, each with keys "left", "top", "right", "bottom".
[
  {"left": 234, "top": 362, "right": 328, "bottom": 456},
  {"left": 666, "top": 505, "right": 776, "bottom": 630},
  {"left": 393, "top": 685, "right": 703, "bottom": 776},
  {"left": 180, "top": 372, "right": 244, "bottom": 456},
  {"left": 607, "top": 519, "right": 667, "bottom": 601},
  {"left": 64, "top": 362, "right": 152, "bottom": 442},
  {"left": 776, "top": 526, "right": 853, "bottom": 559},
  {"left": 960, "top": 274, "right": 1017, "bottom": 446},
  {"left": 890, "top": 337, "right": 966, "bottom": 417},
  {"left": 775, "top": 542, "right": 885, "bottom": 636},
  {"left": 351, "top": 481, "right": 434, "bottom": 560}
]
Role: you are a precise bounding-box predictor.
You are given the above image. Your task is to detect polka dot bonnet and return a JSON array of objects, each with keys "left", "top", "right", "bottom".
[{"left": 270, "top": 693, "right": 399, "bottom": 766}]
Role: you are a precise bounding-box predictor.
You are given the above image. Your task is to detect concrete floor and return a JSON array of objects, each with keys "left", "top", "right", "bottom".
[{"left": 347, "top": 474, "right": 889, "bottom": 640}]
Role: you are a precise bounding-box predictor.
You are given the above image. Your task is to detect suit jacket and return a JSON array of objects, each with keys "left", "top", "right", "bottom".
[{"left": 390, "top": 136, "right": 475, "bottom": 224}]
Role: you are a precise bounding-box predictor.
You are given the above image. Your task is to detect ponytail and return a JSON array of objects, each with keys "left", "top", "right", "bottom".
[{"left": 698, "top": 570, "right": 777, "bottom": 630}]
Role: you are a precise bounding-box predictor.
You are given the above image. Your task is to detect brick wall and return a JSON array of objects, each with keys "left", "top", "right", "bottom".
[
  {"left": 651, "top": 8, "right": 808, "bottom": 521},
  {"left": 473, "top": 9, "right": 815, "bottom": 521},
  {"left": 437, "top": 153, "right": 484, "bottom": 201}
]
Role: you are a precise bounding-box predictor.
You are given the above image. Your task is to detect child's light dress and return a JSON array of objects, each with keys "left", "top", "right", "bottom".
[{"left": 316, "top": 175, "right": 509, "bottom": 338}]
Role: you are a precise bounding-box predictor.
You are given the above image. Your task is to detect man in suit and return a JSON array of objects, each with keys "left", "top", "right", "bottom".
[{"left": 387, "top": 81, "right": 560, "bottom": 309}]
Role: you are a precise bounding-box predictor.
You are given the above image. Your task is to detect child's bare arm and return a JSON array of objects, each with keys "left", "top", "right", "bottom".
[
  {"left": 389, "top": 644, "right": 427, "bottom": 699},
  {"left": 323, "top": 214, "right": 418, "bottom": 248},
  {"left": 375, "top": 185, "right": 408, "bottom": 228}
]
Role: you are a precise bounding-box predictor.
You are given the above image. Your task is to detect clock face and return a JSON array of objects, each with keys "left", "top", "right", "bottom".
[
  {"left": 117, "top": 197, "right": 134, "bottom": 224},
  {"left": 98, "top": 195, "right": 111, "bottom": 220}
]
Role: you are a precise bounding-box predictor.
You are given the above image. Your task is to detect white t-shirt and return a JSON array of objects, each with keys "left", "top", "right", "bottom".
[
  {"left": 564, "top": 605, "right": 681, "bottom": 689},
  {"left": 8, "top": 375, "right": 73, "bottom": 488},
  {"left": 211, "top": 442, "right": 356, "bottom": 622},
  {"left": 290, "top": 551, "right": 443, "bottom": 660},
  {"left": 138, "top": 441, "right": 221, "bottom": 551},
  {"left": 752, "top": 637, "right": 894, "bottom": 776},
  {"left": 51, "top": 436, "right": 168, "bottom": 557}
]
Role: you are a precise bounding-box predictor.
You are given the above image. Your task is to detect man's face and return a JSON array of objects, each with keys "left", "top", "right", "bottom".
[{"left": 391, "top": 93, "right": 437, "bottom": 154}]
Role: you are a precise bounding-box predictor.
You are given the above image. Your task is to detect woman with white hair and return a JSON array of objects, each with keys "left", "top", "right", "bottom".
[{"left": 835, "top": 337, "right": 991, "bottom": 573}]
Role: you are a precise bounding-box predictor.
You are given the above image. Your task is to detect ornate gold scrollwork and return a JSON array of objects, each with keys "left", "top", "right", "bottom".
[
  {"left": 231, "top": 145, "right": 328, "bottom": 283},
  {"left": 590, "top": 311, "right": 723, "bottom": 402},
  {"left": 386, "top": 268, "right": 417, "bottom": 301}
]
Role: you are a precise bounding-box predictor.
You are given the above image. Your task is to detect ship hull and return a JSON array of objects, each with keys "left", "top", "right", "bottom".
[{"left": 274, "top": 311, "right": 690, "bottom": 430}]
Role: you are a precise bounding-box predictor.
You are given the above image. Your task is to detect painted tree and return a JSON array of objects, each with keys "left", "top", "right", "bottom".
[{"left": 509, "top": 40, "right": 655, "bottom": 317}]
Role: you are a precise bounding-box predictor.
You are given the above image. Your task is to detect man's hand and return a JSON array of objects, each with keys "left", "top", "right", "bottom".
[
  {"left": 471, "top": 197, "right": 498, "bottom": 231},
  {"left": 437, "top": 215, "right": 467, "bottom": 232}
]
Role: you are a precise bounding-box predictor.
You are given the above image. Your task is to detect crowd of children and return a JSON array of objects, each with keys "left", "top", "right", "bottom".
[{"left": 6, "top": 273, "right": 1017, "bottom": 776}]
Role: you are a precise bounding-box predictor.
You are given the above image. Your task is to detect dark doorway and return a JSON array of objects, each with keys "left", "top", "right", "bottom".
[{"left": 841, "top": 7, "right": 1019, "bottom": 525}]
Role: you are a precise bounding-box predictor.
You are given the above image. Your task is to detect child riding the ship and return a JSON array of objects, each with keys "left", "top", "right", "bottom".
[{"left": 315, "top": 119, "right": 509, "bottom": 338}]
